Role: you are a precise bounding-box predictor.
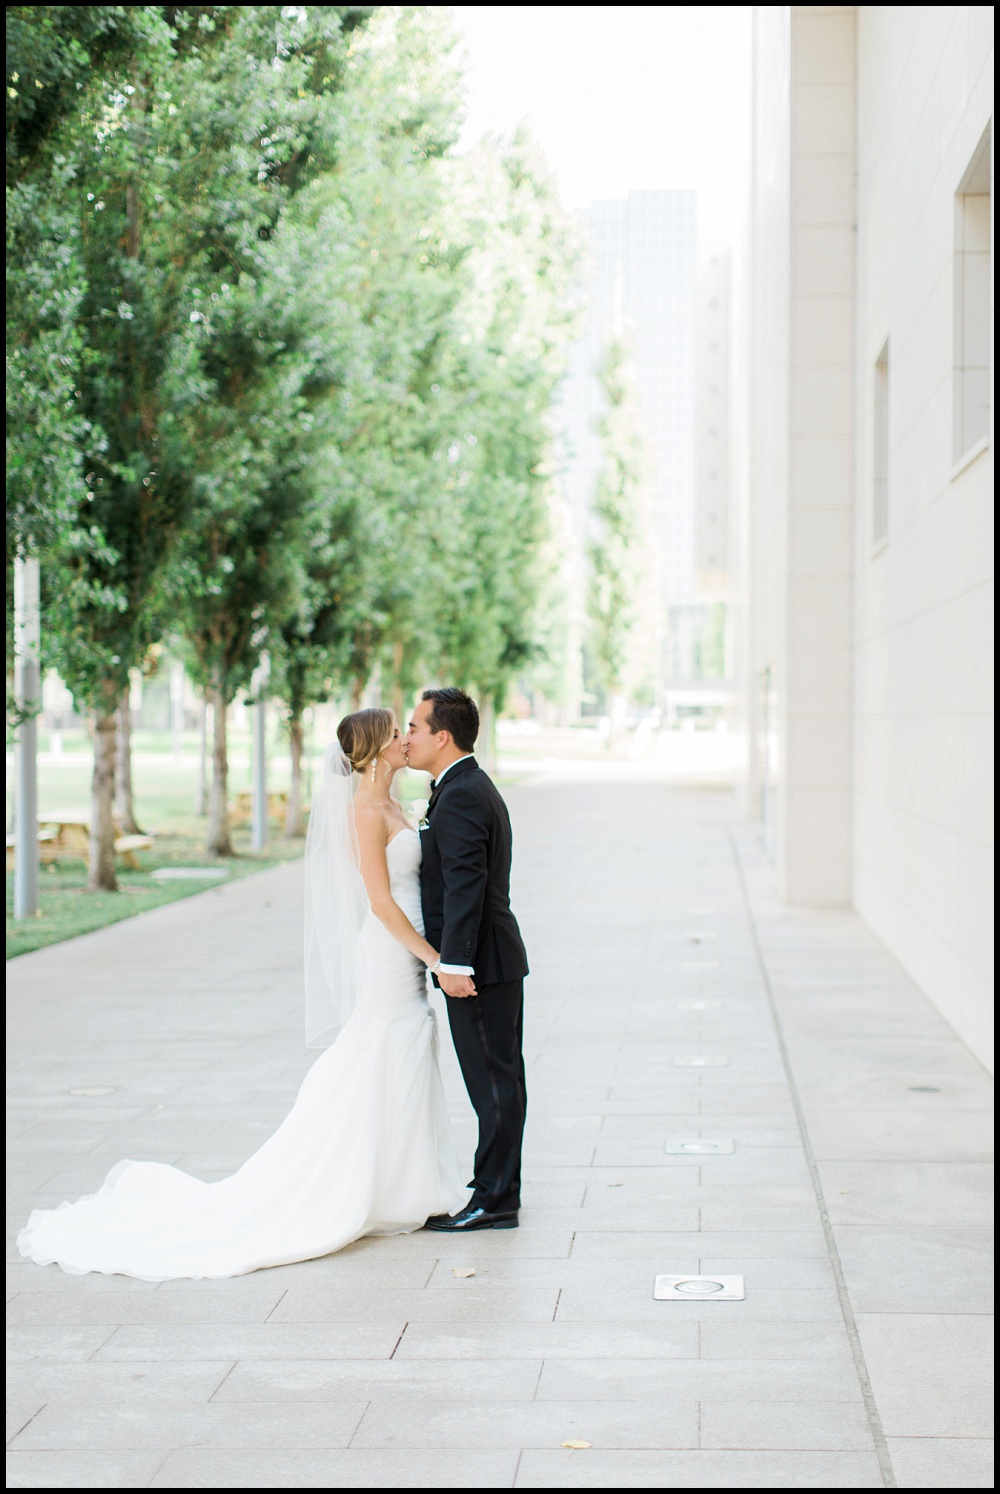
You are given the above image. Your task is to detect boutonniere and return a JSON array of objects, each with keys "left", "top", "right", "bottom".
[
  {"left": 413, "top": 798, "right": 429, "bottom": 832},
  {"left": 418, "top": 815, "right": 429, "bottom": 832}
]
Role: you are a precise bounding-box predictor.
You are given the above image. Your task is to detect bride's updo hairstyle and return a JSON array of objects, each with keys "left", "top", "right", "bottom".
[{"left": 337, "top": 707, "right": 395, "bottom": 774}]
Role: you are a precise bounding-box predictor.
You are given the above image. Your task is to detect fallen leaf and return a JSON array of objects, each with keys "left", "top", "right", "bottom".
[
  {"left": 451, "top": 1267, "right": 475, "bottom": 1278},
  {"left": 561, "top": 1440, "right": 592, "bottom": 1450}
]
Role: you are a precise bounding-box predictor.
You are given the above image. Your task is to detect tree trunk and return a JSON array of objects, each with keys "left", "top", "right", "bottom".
[
  {"left": 391, "top": 639, "right": 405, "bottom": 726},
  {"left": 350, "top": 677, "right": 364, "bottom": 710},
  {"left": 207, "top": 685, "right": 234, "bottom": 857},
  {"left": 88, "top": 699, "right": 118, "bottom": 892},
  {"left": 114, "top": 691, "right": 143, "bottom": 833},
  {"left": 284, "top": 710, "right": 306, "bottom": 838},
  {"left": 194, "top": 697, "right": 209, "bottom": 816}
]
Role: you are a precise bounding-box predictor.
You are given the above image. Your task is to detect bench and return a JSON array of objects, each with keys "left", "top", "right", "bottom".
[
  {"left": 5, "top": 827, "right": 58, "bottom": 872},
  {"left": 113, "top": 834, "right": 154, "bottom": 869}
]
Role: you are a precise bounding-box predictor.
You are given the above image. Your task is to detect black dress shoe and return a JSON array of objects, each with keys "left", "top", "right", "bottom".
[{"left": 423, "top": 1205, "right": 519, "bottom": 1232}]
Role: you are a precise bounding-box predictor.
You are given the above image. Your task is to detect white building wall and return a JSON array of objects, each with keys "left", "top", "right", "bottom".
[
  {"left": 744, "top": 4, "right": 994, "bottom": 1067},
  {"left": 852, "top": 6, "right": 994, "bottom": 1064}
]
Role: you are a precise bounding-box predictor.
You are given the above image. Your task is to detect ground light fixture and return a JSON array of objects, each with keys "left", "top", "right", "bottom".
[
  {"left": 654, "top": 1275, "right": 745, "bottom": 1301},
  {"left": 664, "top": 1137, "right": 734, "bottom": 1154},
  {"left": 673, "top": 1055, "right": 729, "bottom": 1067}
]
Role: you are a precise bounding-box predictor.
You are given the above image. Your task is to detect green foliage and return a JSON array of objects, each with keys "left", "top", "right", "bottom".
[
  {"left": 7, "top": 2, "right": 581, "bottom": 786},
  {"left": 587, "top": 335, "right": 648, "bottom": 696}
]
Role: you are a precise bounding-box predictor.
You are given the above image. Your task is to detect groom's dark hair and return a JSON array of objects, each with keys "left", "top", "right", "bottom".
[{"left": 422, "top": 687, "right": 479, "bottom": 752}]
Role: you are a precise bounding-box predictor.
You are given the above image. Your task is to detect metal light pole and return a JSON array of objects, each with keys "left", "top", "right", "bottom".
[
  {"left": 14, "top": 556, "right": 41, "bottom": 918},
  {"left": 250, "top": 651, "right": 270, "bottom": 852}
]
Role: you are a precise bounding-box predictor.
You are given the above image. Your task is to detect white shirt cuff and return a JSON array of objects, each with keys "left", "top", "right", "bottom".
[{"left": 437, "top": 963, "right": 475, "bottom": 976}]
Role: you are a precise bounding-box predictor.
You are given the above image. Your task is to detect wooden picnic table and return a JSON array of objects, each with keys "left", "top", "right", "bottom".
[
  {"left": 229, "top": 791, "right": 289, "bottom": 827},
  {"left": 27, "top": 810, "right": 153, "bottom": 869}
]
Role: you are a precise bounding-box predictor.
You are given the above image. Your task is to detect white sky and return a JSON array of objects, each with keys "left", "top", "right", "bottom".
[{"left": 451, "top": 5, "right": 753, "bottom": 246}]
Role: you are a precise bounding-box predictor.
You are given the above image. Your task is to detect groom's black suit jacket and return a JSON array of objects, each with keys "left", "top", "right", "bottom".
[{"left": 419, "top": 756, "right": 528, "bottom": 985}]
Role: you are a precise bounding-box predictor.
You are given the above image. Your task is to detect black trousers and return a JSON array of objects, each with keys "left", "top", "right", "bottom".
[{"left": 444, "top": 979, "right": 526, "bottom": 1213}]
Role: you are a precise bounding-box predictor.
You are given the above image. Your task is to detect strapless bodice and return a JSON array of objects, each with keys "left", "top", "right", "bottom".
[{"left": 385, "top": 827, "right": 423, "bottom": 935}]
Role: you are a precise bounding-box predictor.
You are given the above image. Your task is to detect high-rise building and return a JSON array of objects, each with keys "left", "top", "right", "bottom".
[{"left": 555, "top": 189, "right": 732, "bottom": 710}]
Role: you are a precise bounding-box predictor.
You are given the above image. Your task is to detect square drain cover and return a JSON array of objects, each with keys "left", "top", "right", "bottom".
[
  {"left": 673, "top": 1055, "right": 729, "bottom": 1067},
  {"left": 655, "top": 1274, "right": 745, "bottom": 1301},
  {"left": 665, "top": 1137, "right": 734, "bottom": 1154}
]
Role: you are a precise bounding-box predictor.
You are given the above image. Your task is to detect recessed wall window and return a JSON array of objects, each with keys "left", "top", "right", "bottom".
[
  {"left": 873, "top": 339, "right": 890, "bottom": 546},
  {"left": 953, "top": 123, "right": 991, "bottom": 463}
]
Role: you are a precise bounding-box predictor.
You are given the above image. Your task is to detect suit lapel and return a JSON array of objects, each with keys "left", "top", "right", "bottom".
[{"left": 427, "top": 756, "right": 478, "bottom": 816}]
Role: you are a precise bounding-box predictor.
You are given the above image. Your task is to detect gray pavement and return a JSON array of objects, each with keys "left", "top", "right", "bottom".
[{"left": 6, "top": 775, "right": 994, "bottom": 1489}]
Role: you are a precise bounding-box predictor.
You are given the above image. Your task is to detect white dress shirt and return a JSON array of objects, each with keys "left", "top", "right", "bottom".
[{"left": 429, "top": 754, "right": 476, "bottom": 976}]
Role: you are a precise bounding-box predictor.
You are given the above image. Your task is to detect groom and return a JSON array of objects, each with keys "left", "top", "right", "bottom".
[{"left": 404, "top": 687, "right": 529, "bottom": 1231}]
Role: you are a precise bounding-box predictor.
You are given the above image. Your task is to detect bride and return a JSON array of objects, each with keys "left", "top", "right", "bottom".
[{"left": 18, "top": 708, "right": 467, "bottom": 1280}]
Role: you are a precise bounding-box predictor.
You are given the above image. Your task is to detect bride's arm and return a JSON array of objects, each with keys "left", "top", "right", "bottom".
[{"left": 354, "top": 807, "right": 440, "bottom": 968}]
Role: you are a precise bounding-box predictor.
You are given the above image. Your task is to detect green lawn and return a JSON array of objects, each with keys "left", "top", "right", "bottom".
[
  {"left": 5, "top": 745, "right": 302, "bottom": 960},
  {"left": 6, "top": 744, "right": 434, "bottom": 961}
]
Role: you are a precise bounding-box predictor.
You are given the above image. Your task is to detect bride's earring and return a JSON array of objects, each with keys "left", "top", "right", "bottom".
[{"left": 370, "top": 757, "right": 377, "bottom": 782}]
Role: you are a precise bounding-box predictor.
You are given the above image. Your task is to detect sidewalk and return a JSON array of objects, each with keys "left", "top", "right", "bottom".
[{"left": 6, "top": 776, "right": 993, "bottom": 1489}]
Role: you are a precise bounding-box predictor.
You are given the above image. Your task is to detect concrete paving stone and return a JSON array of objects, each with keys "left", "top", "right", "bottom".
[
  {"left": 513, "top": 1448, "right": 882, "bottom": 1487},
  {"left": 353, "top": 1398, "right": 699, "bottom": 1450},
  {"left": 685, "top": 1154, "right": 814, "bottom": 1187},
  {"left": 395, "top": 1320, "right": 700, "bottom": 1360},
  {"left": 6, "top": 1288, "right": 286, "bottom": 1327},
  {"left": 699, "top": 1399, "right": 874, "bottom": 1450},
  {"left": 146, "top": 1446, "right": 520, "bottom": 1488},
  {"left": 886, "top": 1435, "right": 995, "bottom": 1489},
  {"left": 856, "top": 1313, "right": 994, "bottom": 1438},
  {"left": 270, "top": 1287, "right": 560, "bottom": 1324},
  {"left": 519, "top": 1180, "right": 587, "bottom": 1207},
  {"left": 819, "top": 1160, "right": 994, "bottom": 1226},
  {"left": 7, "top": 1326, "right": 118, "bottom": 1363},
  {"left": 697, "top": 1258, "right": 837, "bottom": 1289},
  {"left": 785, "top": 1037, "right": 987, "bottom": 1081},
  {"left": 698, "top": 1318, "right": 855, "bottom": 1363},
  {"left": 570, "top": 1230, "right": 828, "bottom": 1260},
  {"left": 213, "top": 1356, "right": 543, "bottom": 1403},
  {"left": 555, "top": 1286, "right": 840, "bottom": 1322},
  {"left": 554, "top": 1203, "right": 703, "bottom": 1231},
  {"left": 578, "top": 1183, "right": 722, "bottom": 1211},
  {"left": 5, "top": 1262, "right": 158, "bottom": 1295},
  {"left": 696, "top": 1204, "right": 821, "bottom": 1232},
  {"left": 6, "top": 1360, "right": 234, "bottom": 1403},
  {"left": 316, "top": 1219, "right": 575, "bottom": 1258},
  {"left": 795, "top": 1073, "right": 993, "bottom": 1113},
  {"left": 6, "top": 1449, "right": 170, "bottom": 1488},
  {"left": 535, "top": 1356, "right": 865, "bottom": 1404},
  {"left": 421, "top": 1258, "right": 706, "bottom": 1290},
  {"left": 6, "top": 1403, "right": 43, "bottom": 1444},
  {"left": 12, "top": 1399, "right": 367, "bottom": 1451},
  {"left": 93, "top": 1321, "right": 407, "bottom": 1361},
  {"left": 833, "top": 1225, "right": 994, "bottom": 1313},
  {"left": 527, "top": 1164, "right": 702, "bottom": 1187},
  {"left": 153, "top": 1251, "right": 436, "bottom": 1290}
]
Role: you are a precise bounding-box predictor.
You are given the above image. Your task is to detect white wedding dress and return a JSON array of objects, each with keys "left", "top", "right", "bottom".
[{"left": 18, "top": 829, "right": 467, "bottom": 1280}]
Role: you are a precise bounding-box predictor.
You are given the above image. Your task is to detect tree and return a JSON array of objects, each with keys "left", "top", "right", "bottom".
[
  {"left": 586, "top": 335, "right": 652, "bottom": 722},
  {"left": 418, "top": 129, "right": 580, "bottom": 748},
  {"left": 159, "top": 5, "right": 375, "bottom": 854},
  {"left": 7, "top": 5, "right": 180, "bottom": 888}
]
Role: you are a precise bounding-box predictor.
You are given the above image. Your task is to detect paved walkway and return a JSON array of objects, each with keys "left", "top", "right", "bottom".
[{"left": 7, "top": 777, "right": 993, "bottom": 1489}]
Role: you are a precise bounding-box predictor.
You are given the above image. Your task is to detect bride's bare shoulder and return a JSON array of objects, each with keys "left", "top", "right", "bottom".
[{"left": 354, "top": 801, "right": 389, "bottom": 845}]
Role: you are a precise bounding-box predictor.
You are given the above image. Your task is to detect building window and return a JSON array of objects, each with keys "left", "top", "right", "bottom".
[
  {"left": 953, "top": 123, "right": 991, "bottom": 463},
  {"left": 873, "top": 340, "right": 890, "bottom": 546}
]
